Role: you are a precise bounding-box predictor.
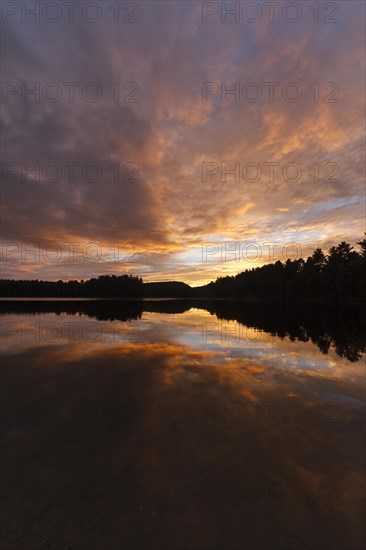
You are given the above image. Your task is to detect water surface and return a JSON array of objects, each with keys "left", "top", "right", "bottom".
[{"left": 1, "top": 300, "right": 365, "bottom": 549}]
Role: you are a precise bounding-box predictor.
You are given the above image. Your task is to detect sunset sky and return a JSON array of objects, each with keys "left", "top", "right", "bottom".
[{"left": 1, "top": 0, "right": 365, "bottom": 285}]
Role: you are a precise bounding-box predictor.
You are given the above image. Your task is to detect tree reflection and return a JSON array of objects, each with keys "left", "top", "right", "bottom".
[{"left": 1, "top": 299, "right": 365, "bottom": 362}]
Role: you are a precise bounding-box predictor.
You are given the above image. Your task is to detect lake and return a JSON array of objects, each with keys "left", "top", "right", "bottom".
[{"left": 1, "top": 300, "right": 365, "bottom": 549}]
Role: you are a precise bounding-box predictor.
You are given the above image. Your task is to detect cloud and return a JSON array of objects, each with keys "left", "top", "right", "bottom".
[{"left": 1, "top": 1, "right": 364, "bottom": 282}]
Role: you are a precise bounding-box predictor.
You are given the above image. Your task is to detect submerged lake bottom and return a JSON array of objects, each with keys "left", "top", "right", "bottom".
[{"left": 1, "top": 299, "right": 365, "bottom": 549}]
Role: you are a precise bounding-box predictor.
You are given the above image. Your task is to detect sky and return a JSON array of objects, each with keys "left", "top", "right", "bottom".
[{"left": 0, "top": 0, "right": 365, "bottom": 285}]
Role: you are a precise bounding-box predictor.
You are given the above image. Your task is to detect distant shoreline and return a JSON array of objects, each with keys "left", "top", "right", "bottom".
[
  {"left": 0, "top": 296, "right": 364, "bottom": 305},
  {"left": 1, "top": 238, "right": 365, "bottom": 303}
]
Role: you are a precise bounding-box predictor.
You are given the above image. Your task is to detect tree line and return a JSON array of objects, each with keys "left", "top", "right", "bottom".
[
  {"left": 0, "top": 274, "right": 144, "bottom": 298},
  {"left": 197, "top": 238, "right": 366, "bottom": 303},
  {"left": 0, "top": 238, "right": 365, "bottom": 302}
]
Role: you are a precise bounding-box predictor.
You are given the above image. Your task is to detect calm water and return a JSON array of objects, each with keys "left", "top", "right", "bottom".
[{"left": 1, "top": 300, "right": 365, "bottom": 550}]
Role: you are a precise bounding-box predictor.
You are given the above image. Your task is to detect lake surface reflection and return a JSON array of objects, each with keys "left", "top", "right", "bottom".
[{"left": 1, "top": 300, "right": 365, "bottom": 549}]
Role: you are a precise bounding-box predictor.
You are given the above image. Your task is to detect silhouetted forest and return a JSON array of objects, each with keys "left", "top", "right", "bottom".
[
  {"left": 0, "top": 238, "right": 365, "bottom": 302},
  {"left": 0, "top": 275, "right": 143, "bottom": 298},
  {"left": 196, "top": 239, "right": 366, "bottom": 303}
]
